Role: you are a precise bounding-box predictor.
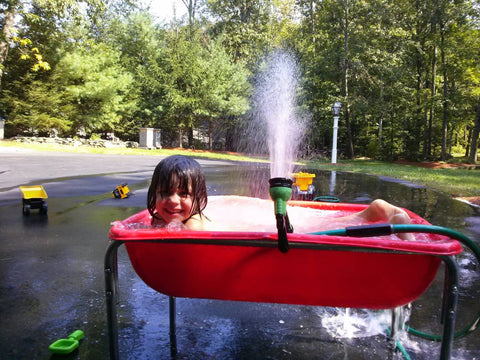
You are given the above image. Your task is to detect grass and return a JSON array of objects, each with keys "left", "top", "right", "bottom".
[
  {"left": 304, "top": 159, "right": 480, "bottom": 198},
  {"left": 2, "top": 140, "right": 479, "bottom": 198}
]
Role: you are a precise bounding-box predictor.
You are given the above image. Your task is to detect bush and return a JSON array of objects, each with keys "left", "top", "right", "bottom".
[{"left": 90, "top": 133, "right": 101, "bottom": 141}]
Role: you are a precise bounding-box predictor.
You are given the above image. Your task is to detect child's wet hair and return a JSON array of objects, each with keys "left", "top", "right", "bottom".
[{"left": 147, "top": 155, "right": 208, "bottom": 219}]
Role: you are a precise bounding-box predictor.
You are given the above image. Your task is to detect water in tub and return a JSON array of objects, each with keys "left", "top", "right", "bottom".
[
  {"left": 203, "top": 195, "right": 339, "bottom": 232},
  {"left": 203, "top": 195, "right": 411, "bottom": 240}
]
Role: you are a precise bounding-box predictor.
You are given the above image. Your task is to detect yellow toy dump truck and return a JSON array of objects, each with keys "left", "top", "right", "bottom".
[
  {"left": 112, "top": 183, "right": 130, "bottom": 199},
  {"left": 20, "top": 185, "right": 48, "bottom": 215}
]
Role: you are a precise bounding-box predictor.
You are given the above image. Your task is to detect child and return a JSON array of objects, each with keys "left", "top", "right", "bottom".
[
  {"left": 147, "top": 155, "right": 411, "bottom": 235},
  {"left": 147, "top": 155, "right": 208, "bottom": 230}
]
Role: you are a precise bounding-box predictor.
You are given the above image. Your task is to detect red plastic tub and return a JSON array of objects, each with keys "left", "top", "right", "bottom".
[{"left": 109, "top": 197, "right": 462, "bottom": 309}]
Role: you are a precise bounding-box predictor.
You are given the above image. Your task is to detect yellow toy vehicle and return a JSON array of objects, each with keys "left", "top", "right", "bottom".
[
  {"left": 20, "top": 185, "right": 48, "bottom": 215},
  {"left": 112, "top": 183, "right": 130, "bottom": 199}
]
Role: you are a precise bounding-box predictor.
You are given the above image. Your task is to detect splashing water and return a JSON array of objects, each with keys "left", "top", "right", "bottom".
[
  {"left": 249, "top": 51, "right": 307, "bottom": 179},
  {"left": 319, "top": 308, "right": 392, "bottom": 339}
]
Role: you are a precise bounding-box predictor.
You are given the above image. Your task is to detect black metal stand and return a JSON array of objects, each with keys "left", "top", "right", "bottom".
[
  {"left": 104, "top": 239, "right": 459, "bottom": 360},
  {"left": 169, "top": 296, "right": 177, "bottom": 358},
  {"left": 439, "top": 255, "right": 459, "bottom": 360}
]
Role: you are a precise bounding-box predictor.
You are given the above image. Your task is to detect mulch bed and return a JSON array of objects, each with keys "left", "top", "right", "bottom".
[
  {"left": 394, "top": 160, "right": 479, "bottom": 170},
  {"left": 458, "top": 197, "right": 480, "bottom": 206}
]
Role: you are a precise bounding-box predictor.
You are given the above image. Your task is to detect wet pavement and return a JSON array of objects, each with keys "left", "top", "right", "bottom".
[
  {"left": 0, "top": 148, "right": 238, "bottom": 360},
  {"left": 1, "top": 146, "right": 479, "bottom": 359}
]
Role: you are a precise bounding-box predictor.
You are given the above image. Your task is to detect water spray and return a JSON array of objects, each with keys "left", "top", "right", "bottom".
[{"left": 269, "top": 177, "right": 294, "bottom": 253}]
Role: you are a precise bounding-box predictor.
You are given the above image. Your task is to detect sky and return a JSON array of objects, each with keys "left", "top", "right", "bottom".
[{"left": 148, "top": 0, "right": 188, "bottom": 22}]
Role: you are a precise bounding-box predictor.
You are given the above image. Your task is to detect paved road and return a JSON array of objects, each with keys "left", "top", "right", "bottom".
[{"left": 0, "top": 145, "right": 232, "bottom": 192}]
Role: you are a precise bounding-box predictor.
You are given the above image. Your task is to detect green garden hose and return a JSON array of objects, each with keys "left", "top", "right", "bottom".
[
  {"left": 312, "top": 195, "right": 340, "bottom": 203},
  {"left": 385, "top": 328, "right": 412, "bottom": 360},
  {"left": 310, "top": 224, "right": 480, "bottom": 341},
  {"left": 394, "top": 225, "right": 480, "bottom": 341}
]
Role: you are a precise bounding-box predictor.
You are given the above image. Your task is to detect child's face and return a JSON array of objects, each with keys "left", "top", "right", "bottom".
[{"left": 156, "top": 186, "right": 193, "bottom": 224}]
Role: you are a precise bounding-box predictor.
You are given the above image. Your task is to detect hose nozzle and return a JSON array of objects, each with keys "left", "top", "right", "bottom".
[
  {"left": 269, "top": 177, "right": 293, "bottom": 216},
  {"left": 269, "top": 177, "right": 293, "bottom": 253}
]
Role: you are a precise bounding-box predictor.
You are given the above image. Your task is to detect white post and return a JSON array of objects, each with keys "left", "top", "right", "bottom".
[
  {"left": 331, "top": 115, "right": 339, "bottom": 164},
  {"left": 331, "top": 101, "right": 341, "bottom": 164}
]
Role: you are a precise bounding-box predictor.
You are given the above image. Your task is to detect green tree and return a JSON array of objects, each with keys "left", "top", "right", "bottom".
[
  {"left": 0, "top": 0, "right": 19, "bottom": 85},
  {"left": 157, "top": 25, "right": 251, "bottom": 149},
  {"left": 1, "top": 74, "right": 72, "bottom": 135},
  {"left": 158, "top": 26, "right": 204, "bottom": 147},
  {"left": 195, "top": 36, "right": 251, "bottom": 149},
  {"left": 206, "top": 0, "right": 274, "bottom": 67},
  {"left": 0, "top": 0, "right": 98, "bottom": 88},
  {"left": 52, "top": 43, "right": 137, "bottom": 135},
  {"left": 295, "top": 0, "right": 406, "bottom": 159},
  {"left": 105, "top": 10, "right": 167, "bottom": 139}
]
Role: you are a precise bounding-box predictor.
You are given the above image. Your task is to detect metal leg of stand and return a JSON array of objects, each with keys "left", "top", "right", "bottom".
[
  {"left": 388, "top": 306, "right": 404, "bottom": 358},
  {"left": 105, "top": 240, "right": 124, "bottom": 360},
  {"left": 390, "top": 306, "right": 402, "bottom": 339},
  {"left": 169, "top": 296, "right": 177, "bottom": 358},
  {"left": 439, "top": 255, "right": 459, "bottom": 360}
]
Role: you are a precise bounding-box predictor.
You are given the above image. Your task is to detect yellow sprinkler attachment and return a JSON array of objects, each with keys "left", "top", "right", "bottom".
[
  {"left": 292, "top": 172, "right": 315, "bottom": 192},
  {"left": 291, "top": 172, "right": 316, "bottom": 201}
]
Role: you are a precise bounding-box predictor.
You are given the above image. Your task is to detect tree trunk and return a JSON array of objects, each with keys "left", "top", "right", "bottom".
[
  {"left": 468, "top": 96, "right": 480, "bottom": 164},
  {"left": 188, "top": 126, "right": 193, "bottom": 148},
  {"left": 224, "top": 118, "right": 235, "bottom": 151},
  {"left": 0, "top": 4, "right": 16, "bottom": 89},
  {"left": 310, "top": 0, "right": 315, "bottom": 52},
  {"left": 448, "top": 128, "right": 452, "bottom": 157},
  {"left": 178, "top": 128, "right": 183, "bottom": 148},
  {"left": 440, "top": 27, "right": 448, "bottom": 161},
  {"left": 465, "top": 128, "right": 471, "bottom": 157},
  {"left": 208, "top": 120, "right": 213, "bottom": 150},
  {"left": 423, "top": 100, "right": 428, "bottom": 158},
  {"left": 343, "top": 0, "right": 354, "bottom": 158},
  {"left": 416, "top": 61, "right": 422, "bottom": 156},
  {"left": 182, "top": 0, "right": 196, "bottom": 25},
  {"left": 427, "top": 43, "right": 437, "bottom": 158},
  {"left": 378, "top": 83, "right": 384, "bottom": 152}
]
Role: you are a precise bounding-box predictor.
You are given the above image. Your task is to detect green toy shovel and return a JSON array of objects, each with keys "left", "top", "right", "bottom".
[{"left": 48, "top": 330, "right": 84, "bottom": 355}]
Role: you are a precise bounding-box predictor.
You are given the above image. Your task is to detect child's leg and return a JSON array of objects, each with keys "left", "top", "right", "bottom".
[
  {"left": 356, "top": 199, "right": 411, "bottom": 224},
  {"left": 353, "top": 199, "right": 413, "bottom": 240}
]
